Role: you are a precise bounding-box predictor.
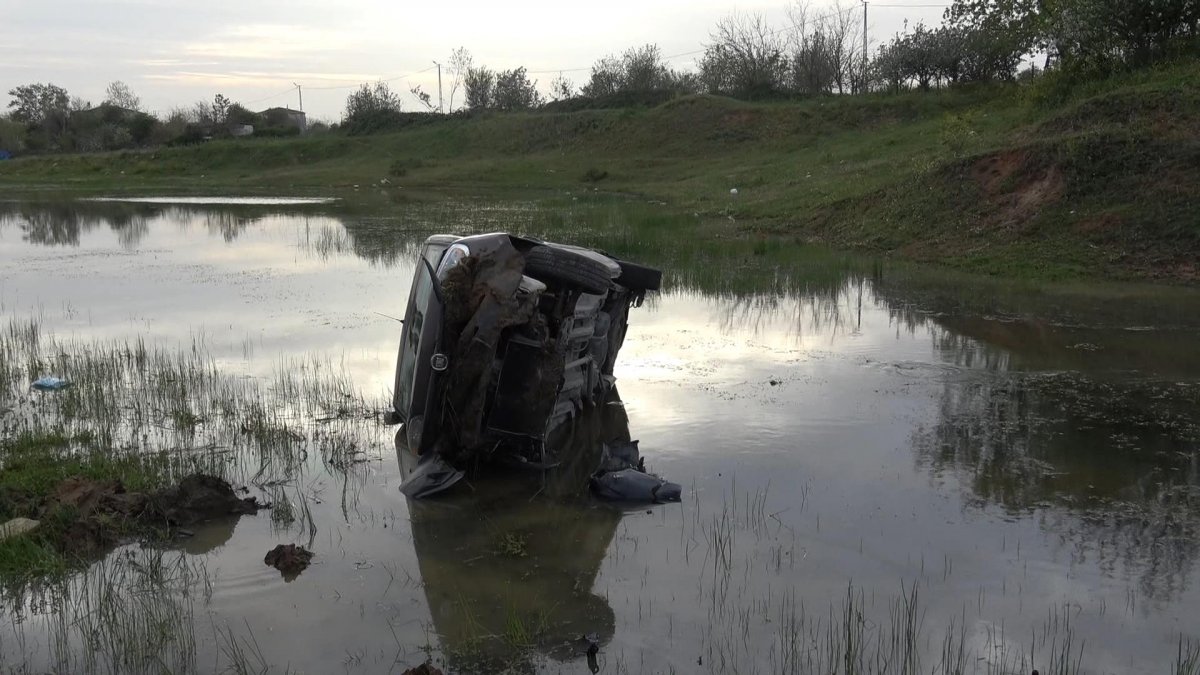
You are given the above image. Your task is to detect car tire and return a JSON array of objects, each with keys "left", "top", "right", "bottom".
[
  {"left": 524, "top": 245, "right": 612, "bottom": 294},
  {"left": 615, "top": 259, "right": 662, "bottom": 291}
]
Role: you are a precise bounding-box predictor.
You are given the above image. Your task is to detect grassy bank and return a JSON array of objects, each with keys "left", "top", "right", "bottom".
[
  {"left": 1, "top": 63, "right": 1198, "bottom": 282},
  {"left": 0, "top": 319, "right": 379, "bottom": 585}
]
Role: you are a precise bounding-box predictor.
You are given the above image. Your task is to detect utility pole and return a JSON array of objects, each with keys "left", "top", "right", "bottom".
[
  {"left": 432, "top": 60, "right": 443, "bottom": 113},
  {"left": 862, "top": 1, "right": 869, "bottom": 94},
  {"left": 293, "top": 82, "right": 303, "bottom": 112}
]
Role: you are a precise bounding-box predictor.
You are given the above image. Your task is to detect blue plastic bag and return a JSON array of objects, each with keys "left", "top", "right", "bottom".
[{"left": 31, "top": 377, "right": 71, "bottom": 391}]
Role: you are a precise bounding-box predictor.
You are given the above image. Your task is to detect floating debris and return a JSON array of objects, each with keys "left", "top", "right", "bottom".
[{"left": 264, "top": 544, "right": 313, "bottom": 580}]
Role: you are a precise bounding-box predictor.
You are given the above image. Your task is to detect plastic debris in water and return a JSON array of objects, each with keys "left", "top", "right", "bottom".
[
  {"left": 31, "top": 376, "right": 71, "bottom": 391},
  {"left": 590, "top": 441, "right": 683, "bottom": 504}
]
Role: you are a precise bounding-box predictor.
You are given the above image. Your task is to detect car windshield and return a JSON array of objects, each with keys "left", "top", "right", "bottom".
[{"left": 394, "top": 243, "right": 448, "bottom": 417}]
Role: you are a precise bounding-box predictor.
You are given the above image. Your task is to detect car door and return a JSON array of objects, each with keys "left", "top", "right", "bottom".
[{"left": 392, "top": 237, "right": 455, "bottom": 452}]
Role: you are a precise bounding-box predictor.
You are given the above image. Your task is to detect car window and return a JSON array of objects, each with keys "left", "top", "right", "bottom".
[{"left": 394, "top": 243, "right": 447, "bottom": 416}]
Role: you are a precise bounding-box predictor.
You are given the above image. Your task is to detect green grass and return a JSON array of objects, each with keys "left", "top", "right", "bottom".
[
  {"left": 0, "top": 431, "right": 177, "bottom": 501},
  {"left": 0, "top": 317, "right": 383, "bottom": 585},
  {"left": 0, "top": 430, "right": 182, "bottom": 583},
  {"left": 1, "top": 62, "right": 1198, "bottom": 282},
  {"left": 0, "top": 523, "right": 73, "bottom": 581}
]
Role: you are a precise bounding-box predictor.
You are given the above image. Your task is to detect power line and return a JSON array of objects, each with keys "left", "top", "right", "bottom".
[
  {"left": 242, "top": 86, "right": 297, "bottom": 106},
  {"left": 230, "top": 66, "right": 438, "bottom": 110},
  {"left": 303, "top": 65, "right": 438, "bottom": 91}
]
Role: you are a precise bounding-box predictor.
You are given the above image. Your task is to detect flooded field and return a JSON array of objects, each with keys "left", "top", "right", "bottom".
[{"left": 1, "top": 196, "right": 1199, "bottom": 674}]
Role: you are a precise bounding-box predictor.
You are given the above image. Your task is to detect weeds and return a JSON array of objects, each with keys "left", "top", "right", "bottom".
[
  {"left": 0, "top": 317, "right": 389, "bottom": 672},
  {"left": 1177, "top": 636, "right": 1200, "bottom": 675},
  {"left": 581, "top": 167, "right": 608, "bottom": 182},
  {"left": 218, "top": 621, "right": 271, "bottom": 675},
  {"left": 0, "top": 318, "right": 385, "bottom": 586}
]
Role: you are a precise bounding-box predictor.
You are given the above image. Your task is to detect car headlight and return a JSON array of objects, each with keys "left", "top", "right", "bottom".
[{"left": 435, "top": 243, "right": 470, "bottom": 280}]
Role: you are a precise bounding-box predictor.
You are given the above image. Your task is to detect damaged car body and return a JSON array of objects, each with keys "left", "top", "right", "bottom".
[{"left": 389, "top": 232, "right": 679, "bottom": 501}]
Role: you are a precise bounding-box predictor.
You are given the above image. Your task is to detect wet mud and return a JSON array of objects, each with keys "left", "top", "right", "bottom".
[
  {"left": 9, "top": 474, "right": 261, "bottom": 559},
  {"left": 263, "top": 544, "right": 313, "bottom": 580}
]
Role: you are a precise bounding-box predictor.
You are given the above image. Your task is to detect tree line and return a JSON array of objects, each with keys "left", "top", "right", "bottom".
[
  {"left": 342, "top": 0, "right": 1198, "bottom": 130},
  {"left": 0, "top": 82, "right": 323, "bottom": 155},
  {"left": 4, "top": 0, "right": 1197, "bottom": 151}
]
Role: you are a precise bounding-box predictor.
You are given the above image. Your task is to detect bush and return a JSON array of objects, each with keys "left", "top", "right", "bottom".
[
  {"left": 168, "top": 126, "right": 208, "bottom": 146},
  {"left": 540, "top": 89, "right": 678, "bottom": 112},
  {"left": 0, "top": 116, "right": 25, "bottom": 152},
  {"left": 464, "top": 67, "right": 543, "bottom": 111},
  {"left": 342, "top": 110, "right": 443, "bottom": 135},
  {"left": 1053, "top": 0, "right": 1200, "bottom": 76},
  {"left": 388, "top": 158, "right": 427, "bottom": 177},
  {"left": 581, "top": 167, "right": 609, "bottom": 182},
  {"left": 253, "top": 126, "right": 301, "bottom": 138},
  {"left": 940, "top": 110, "right": 981, "bottom": 157},
  {"left": 343, "top": 82, "right": 404, "bottom": 133},
  {"left": 580, "top": 44, "right": 699, "bottom": 100},
  {"left": 700, "top": 13, "right": 789, "bottom": 99},
  {"left": 226, "top": 104, "right": 261, "bottom": 126}
]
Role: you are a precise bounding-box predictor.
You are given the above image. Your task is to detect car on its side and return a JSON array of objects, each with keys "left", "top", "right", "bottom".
[{"left": 390, "top": 232, "right": 661, "bottom": 471}]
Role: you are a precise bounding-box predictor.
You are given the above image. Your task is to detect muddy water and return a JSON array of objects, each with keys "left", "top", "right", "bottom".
[{"left": 1, "top": 197, "right": 1199, "bottom": 674}]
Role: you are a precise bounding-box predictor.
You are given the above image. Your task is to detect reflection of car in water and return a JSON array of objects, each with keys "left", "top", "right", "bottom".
[
  {"left": 395, "top": 390, "right": 636, "bottom": 671},
  {"left": 388, "top": 233, "right": 661, "bottom": 471}
]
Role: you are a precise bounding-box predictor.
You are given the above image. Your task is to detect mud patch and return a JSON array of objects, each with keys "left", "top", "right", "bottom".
[
  {"left": 400, "top": 665, "right": 443, "bottom": 675},
  {"left": 264, "top": 544, "right": 313, "bottom": 581},
  {"left": 20, "top": 474, "right": 262, "bottom": 560},
  {"left": 151, "top": 474, "right": 261, "bottom": 526},
  {"left": 1073, "top": 211, "right": 1124, "bottom": 236},
  {"left": 970, "top": 150, "right": 1065, "bottom": 231}
]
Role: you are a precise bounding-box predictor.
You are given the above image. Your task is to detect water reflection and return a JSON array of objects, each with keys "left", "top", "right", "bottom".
[
  {"left": 916, "top": 370, "right": 1200, "bottom": 600},
  {"left": 0, "top": 200, "right": 154, "bottom": 247},
  {"left": 3, "top": 198, "right": 1200, "bottom": 671},
  {"left": 395, "top": 392, "right": 635, "bottom": 671},
  {"left": 0, "top": 200, "right": 279, "bottom": 247},
  {"left": 166, "top": 516, "right": 241, "bottom": 556}
]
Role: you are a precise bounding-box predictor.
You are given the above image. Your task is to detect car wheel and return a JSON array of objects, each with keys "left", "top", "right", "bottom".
[
  {"left": 524, "top": 245, "right": 612, "bottom": 295},
  {"left": 615, "top": 259, "right": 662, "bottom": 291}
]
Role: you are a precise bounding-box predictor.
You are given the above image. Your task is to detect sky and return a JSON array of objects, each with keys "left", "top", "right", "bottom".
[{"left": 0, "top": 0, "right": 948, "bottom": 121}]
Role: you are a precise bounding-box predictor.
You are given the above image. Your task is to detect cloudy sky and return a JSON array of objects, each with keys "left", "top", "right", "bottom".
[{"left": 1, "top": 0, "right": 947, "bottom": 120}]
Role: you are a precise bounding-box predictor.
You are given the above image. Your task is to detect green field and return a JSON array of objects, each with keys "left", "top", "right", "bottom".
[{"left": 2, "top": 62, "right": 1197, "bottom": 283}]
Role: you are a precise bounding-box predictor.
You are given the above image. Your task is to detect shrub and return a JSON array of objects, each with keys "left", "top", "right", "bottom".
[{"left": 581, "top": 167, "right": 609, "bottom": 182}]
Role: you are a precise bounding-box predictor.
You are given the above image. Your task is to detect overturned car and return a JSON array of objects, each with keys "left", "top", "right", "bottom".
[{"left": 389, "top": 233, "right": 678, "bottom": 500}]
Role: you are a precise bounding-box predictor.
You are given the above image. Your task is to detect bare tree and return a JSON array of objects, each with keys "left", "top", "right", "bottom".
[
  {"left": 621, "top": 44, "right": 671, "bottom": 91},
  {"left": 549, "top": 73, "right": 575, "bottom": 101},
  {"left": 786, "top": 0, "right": 863, "bottom": 94},
  {"left": 827, "top": 1, "right": 863, "bottom": 93},
  {"left": 787, "top": 1, "right": 836, "bottom": 94},
  {"left": 187, "top": 100, "right": 214, "bottom": 125},
  {"left": 104, "top": 81, "right": 141, "bottom": 110},
  {"left": 446, "top": 47, "right": 473, "bottom": 111},
  {"left": 211, "top": 94, "right": 230, "bottom": 124},
  {"left": 409, "top": 85, "right": 437, "bottom": 111},
  {"left": 700, "top": 12, "right": 788, "bottom": 99}
]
